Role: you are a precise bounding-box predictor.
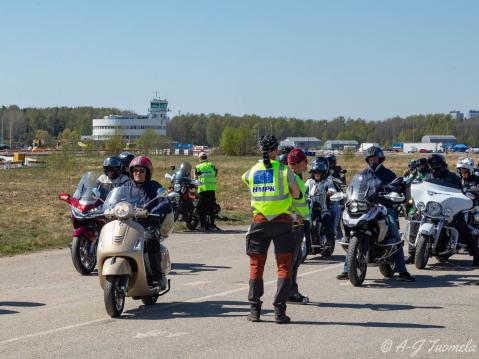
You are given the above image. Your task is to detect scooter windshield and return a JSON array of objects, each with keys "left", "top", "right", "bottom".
[
  {"left": 348, "top": 174, "right": 378, "bottom": 202},
  {"left": 104, "top": 186, "right": 143, "bottom": 209},
  {"left": 73, "top": 172, "right": 101, "bottom": 202}
]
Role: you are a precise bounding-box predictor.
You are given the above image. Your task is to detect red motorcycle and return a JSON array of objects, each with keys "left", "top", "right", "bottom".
[{"left": 59, "top": 172, "right": 106, "bottom": 275}]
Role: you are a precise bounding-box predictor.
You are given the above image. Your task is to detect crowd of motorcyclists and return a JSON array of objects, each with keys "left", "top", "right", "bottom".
[{"left": 62, "top": 138, "right": 479, "bottom": 321}]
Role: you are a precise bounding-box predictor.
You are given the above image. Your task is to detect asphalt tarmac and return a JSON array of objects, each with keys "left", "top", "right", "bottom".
[{"left": 1, "top": 225, "right": 478, "bottom": 358}]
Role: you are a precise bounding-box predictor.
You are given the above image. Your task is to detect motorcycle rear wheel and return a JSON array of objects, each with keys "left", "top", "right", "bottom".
[
  {"left": 71, "top": 236, "right": 96, "bottom": 275},
  {"left": 104, "top": 275, "right": 127, "bottom": 318},
  {"left": 185, "top": 212, "right": 200, "bottom": 230},
  {"left": 415, "top": 234, "right": 431, "bottom": 269},
  {"left": 348, "top": 236, "right": 368, "bottom": 287}
]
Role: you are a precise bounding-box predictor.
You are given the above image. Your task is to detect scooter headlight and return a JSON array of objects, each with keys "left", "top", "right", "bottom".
[
  {"left": 113, "top": 201, "right": 132, "bottom": 219},
  {"left": 173, "top": 183, "right": 181, "bottom": 192},
  {"left": 426, "top": 201, "right": 442, "bottom": 216}
]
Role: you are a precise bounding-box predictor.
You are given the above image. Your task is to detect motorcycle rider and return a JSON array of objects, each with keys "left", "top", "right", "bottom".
[
  {"left": 122, "top": 156, "right": 172, "bottom": 287},
  {"left": 456, "top": 157, "right": 479, "bottom": 191},
  {"left": 404, "top": 157, "right": 430, "bottom": 264},
  {"left": 97, "top": 156, "right": 130, "bottom": 199},
  {"left": 325, "top": 154, "right": 345, "bottom": 242},
  {"left": 195, "top": 152, "right": 220, "bottom": 232},
  {"left": 118, "top": 151, "right": 135, "bottom": 176},
  {"left": 336, "top": 146, "right": 415, "bottom": 282},
  {"left": 242, "top": 135, "right": 300, "bottom": 324},
  {"left": 412, "top": 154, "right": 479, "bottom": 266},
  {"left": 304, "top": 157, "right": 336, "bottom": 254},
  {"left": 287, "top": 148, "right": 310, "bottom": 304}
]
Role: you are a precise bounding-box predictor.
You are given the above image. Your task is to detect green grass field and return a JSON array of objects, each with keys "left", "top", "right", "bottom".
[{"left": 0, "top": 152, "right": 465, "bottom": 256}]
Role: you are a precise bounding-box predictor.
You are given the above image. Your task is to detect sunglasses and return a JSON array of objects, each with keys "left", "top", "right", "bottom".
[{"left": 133, "top": 168, "right": 146, "bottom": 174}]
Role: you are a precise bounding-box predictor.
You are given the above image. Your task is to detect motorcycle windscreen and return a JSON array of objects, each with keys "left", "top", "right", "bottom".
[
  {"left": 73, "top": 171, "right": 101, "bottom": 202},
  {"left": 348, "top": 173, "right": 378, "bottom": 202}
]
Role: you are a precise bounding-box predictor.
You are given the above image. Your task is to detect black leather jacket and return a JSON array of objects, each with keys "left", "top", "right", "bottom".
[{"left": 121, "top": 180, "right": 171, "bottom": 228}]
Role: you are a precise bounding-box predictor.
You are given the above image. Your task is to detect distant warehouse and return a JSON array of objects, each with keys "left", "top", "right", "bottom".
[
  {"left": 324, "top": 140, "right": 359, "bottom": 151},
  {"left": 421, "top": 135, "right": 456, "bottom": 145},
  {"left": 280, "top": 137, "right": 321, "bottom": 150}
]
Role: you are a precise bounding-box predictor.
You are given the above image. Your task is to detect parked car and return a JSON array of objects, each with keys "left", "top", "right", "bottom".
[{"left": 419, "top": 149, "right": 432, "bottom": 153}]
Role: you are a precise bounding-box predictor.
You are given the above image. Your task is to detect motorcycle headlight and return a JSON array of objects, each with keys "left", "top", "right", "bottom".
[
  {"left": 443, "top": 208, "right": 453, "bottom": 216},
  {"left": 113, "top": 201, "right": 132, "bottom": 219},
  {"left": 426, "top": 201, "right": 442, "bottom": 216},
  {"left": 173, "top": 183, "right": 181, "bottom": 192},
  {"left": 349, "top": 201, "right": 359, "bottom": 213}
]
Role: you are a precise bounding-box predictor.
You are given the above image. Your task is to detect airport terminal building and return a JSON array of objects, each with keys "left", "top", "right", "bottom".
[{"left": 92, "top": 98, "right": 170, "bottom": 141}]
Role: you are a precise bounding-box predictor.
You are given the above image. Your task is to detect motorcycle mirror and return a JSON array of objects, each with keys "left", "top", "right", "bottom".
[
  {"left": 170, "top": 165, "right": 176, "bottom": 171},
  {"left": 384, "top": 192, "right": 405, "bottom": 203},
  {"left": 164, "top": 173, "right": 173, "bottom": 181},
  {"left": 59, "top": 193, "right": 71, "bottom": 202},
  {"left": 330, "top": 192, "right": 344, "bottom": 202}
]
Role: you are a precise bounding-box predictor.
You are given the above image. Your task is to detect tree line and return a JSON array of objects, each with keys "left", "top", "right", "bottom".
[
  {"left": 167, "top": 113, "right": 479, "bottom": 155},
  {"left": 2, "top": 105, "right": 479, "bottom": 155}
]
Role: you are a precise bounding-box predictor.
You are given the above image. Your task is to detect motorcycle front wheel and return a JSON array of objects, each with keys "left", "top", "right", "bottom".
[
  {"left": 415, "top": 234, "right": 431, "bottom": 269},
  {"left": 348, "top": 236, "right": 368, "bottom": 286},
  {"left": 71, "top": 236, "right": 96, "bottom": 275},
  {"left": 185, "top": 210, "right": 200, "bottom": 230},
  {"left": 104, "top": 275, "right": 127, "bottom": 318}
]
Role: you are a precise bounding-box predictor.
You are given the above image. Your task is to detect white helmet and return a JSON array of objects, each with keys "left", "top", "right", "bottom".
[{"left": 456, "top": 157, "right": 475, "bottom": 173}]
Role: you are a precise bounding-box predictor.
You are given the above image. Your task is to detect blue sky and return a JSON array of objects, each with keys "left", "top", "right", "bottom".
[{"left": 1, "top": 0, "right": 478, "bottom": 120}]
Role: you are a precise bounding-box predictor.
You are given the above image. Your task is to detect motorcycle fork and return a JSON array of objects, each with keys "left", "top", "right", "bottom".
[{"left": 432, "top": 220, "right": 444, "bottom": 253}]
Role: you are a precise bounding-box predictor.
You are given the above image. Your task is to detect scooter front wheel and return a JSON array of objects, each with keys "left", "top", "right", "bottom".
[{"left": 104, "top": 275, "right": 127, "bottom": 317}]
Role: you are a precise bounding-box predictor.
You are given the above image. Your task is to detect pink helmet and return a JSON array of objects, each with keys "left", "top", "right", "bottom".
[{"left": 129, "top": 156, "right": 153, "bottom": 180}]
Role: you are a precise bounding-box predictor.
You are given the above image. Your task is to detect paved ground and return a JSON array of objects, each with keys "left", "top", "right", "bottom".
[{"left": 1, "top": 224, "right": 479, "bottom": 358}]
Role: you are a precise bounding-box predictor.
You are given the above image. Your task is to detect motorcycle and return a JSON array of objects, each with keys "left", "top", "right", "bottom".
[
  {"left": 410, "top": 178, "right": 474, "bottom": 269},
  {"left": 59, "top": 172, "right": 106, "bottom": 275},
  {"left": 165, "top": 162, "right": 201, "bottom": 230},
  {"left": 95, "top": 186, "right": 177, "bottom": 317},
  {"left": 340, "top": 174, "right": 405, "bottom": 286}
]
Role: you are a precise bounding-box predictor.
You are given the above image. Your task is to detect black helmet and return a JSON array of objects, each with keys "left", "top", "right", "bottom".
[
  {"left": 416, "top": 158, "right": 428, "bottom": 167},
  {"left": 325, "top": 154, "right": 337, "bottom": 167},
  {"left": 427, "top": 154, "right": 447, "bottom": 172},
  {"left": 279, "top": 145, "right": 294, "bottom": 155},
  {"left": 278, "top": 153, "right": 289, "bottom": 165},
  {"left": 310, "top": 157, "right": 329, "bottom": 179},
  {"left": 103, "top": 156, "right": 122, "bottom": 179},
  {"left": 118, "top": 151, "right": 134, "bottom": 173},
  {"left": 259, "top": 135, "right": 279, "bottom": 152}
]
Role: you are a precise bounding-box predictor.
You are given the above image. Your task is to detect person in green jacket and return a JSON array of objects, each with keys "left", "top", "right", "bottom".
[{"left": 195, "top": 152, "right": 220, "bottom": 232}]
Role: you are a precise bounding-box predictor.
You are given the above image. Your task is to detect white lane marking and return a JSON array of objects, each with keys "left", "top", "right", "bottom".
[
  {"left": 185, "top": 263, "right": 343, "bottom": 303},
  {"left": 0, "top": 262, "right": 341, "bottom": 345},
  {"left": 184, "top": 281, "right": 212, "bottom": 286},
  {"left": 134, "top": 330, "right": 189, "bottom": 339}
]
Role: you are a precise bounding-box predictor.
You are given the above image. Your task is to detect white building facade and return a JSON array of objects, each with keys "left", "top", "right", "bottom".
[{"left": 92, "top": 98, "right": 170, "bottom": 141}]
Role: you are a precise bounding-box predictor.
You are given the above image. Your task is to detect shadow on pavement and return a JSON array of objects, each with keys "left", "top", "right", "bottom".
[
  {"left": 290, "top": 321, "right": 445, "bottom": 329},
  {"left": 364, "top": 273, "right": 479, "bottom": 288},
  {"left": 0, "top": 301, "right": 46, "bottom": 315},
  {"left": 180, "top": 229, "right": 247, "bottom": 235},
  {"left": 170, "top": 262, "right": 232, "bottom": 275},
  {"left": 303, "top": 254, "right": 345, "bottom": 264},
  {"left": 309, "top": 302, "right": 442, "bottom": 311},
  {"left": 122, "top": 300, "right": 271, "bottom": 320}
]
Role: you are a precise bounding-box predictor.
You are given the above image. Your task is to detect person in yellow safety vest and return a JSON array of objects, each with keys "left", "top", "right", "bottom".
[
  {"left": 286, "top": 148, "right": 310, "bottom": 304},
  {"left": 242, "top": 135, "right": 300, "bottom": 324},
  {"left": 195, "top": 152, "right": 220, "bottom": 232}
]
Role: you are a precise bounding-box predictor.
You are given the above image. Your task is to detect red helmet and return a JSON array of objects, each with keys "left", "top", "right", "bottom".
[{"left": 129, "top": 156, "right": 153, "bottom": 180}]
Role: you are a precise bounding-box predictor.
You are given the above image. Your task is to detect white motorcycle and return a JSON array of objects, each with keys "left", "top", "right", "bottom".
[{"left": 410, "top": 178, "right": 474, "bottom": 269}]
